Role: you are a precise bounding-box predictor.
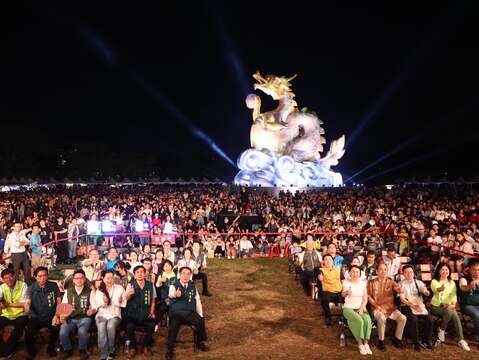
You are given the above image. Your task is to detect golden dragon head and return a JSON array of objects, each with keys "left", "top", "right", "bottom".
[{"left": 252, "top": 71, "right": 297, "bottom": 100}]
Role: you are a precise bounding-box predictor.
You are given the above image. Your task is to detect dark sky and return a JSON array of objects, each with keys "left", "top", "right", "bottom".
[{"left": 1, "top": 1, "right": 478, "bottom": 183}]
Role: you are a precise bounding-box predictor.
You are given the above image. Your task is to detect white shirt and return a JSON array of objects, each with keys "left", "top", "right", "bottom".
[
  {"left": 5, "top": 231, "right": 30, "bottom": 254},
  {"left": 399, "top": 278, "right": 426, "bottom": 301},
  {"left": 342, "top": 280, "right": 366, "bottom": 309},
  {"left": 239, "top": 240, "right": 254, "bottom": 251},
  {"left": 382, "top": 255, "right": 401, "bottom": 279},
  {"left": 168, "top": 281, "right": 203, "bottom": 317},
  {"left": 93, "top": 284, "right": 126, "bottom": 320},
  {"left": 177, "top": 259, "right": 198, "bottom": 277}
]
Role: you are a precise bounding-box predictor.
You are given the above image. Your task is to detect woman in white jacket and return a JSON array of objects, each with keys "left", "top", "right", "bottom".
[{"left": 94, "top": 270, "right": 126, "bottom": 360}]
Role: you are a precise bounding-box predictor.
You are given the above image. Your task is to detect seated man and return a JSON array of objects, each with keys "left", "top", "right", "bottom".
[
  {"left": 123, "top": 265, "right": 156, "bottom": 358},
  {"left": 0, "top": 268, "right": 28, "bottom": 359},
  {"left": 399, "top": 264, "right": 434, "bottom": 351},
  {"left": 59, "top": 269, "right": 96, "bottom": 360},
  {"left": 382, "top": 244, "right": 401, "bottom": 279},
  {"left": 297, "top": 237, "right": 322, "bottom": 296},
  {"left": 25, "top": 266, "right": 61, "bottom": 360},
  {"left": 362, "top": 249, "right": 378, "bottom": 279},
  {"left": 166, "top": 267, "right": 208, "bottom": 360},
  {"left": 191, "top": 241, "right": 211, "bottom": 296},
  {"left": 319, "top": 254, "right": 342, "bottom": 326},
  {"left": 82, "top": 248, "right": 104, "bottom": 282},
  {"left": 459, "top": 258, "right": 479, "bottom": 343},
  {"left": 367, "top": 262, "right": 406, "bottom": 351}
]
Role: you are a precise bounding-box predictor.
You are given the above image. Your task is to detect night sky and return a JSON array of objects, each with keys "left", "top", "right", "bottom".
[{"left": 1, "top": 1, "right": 478, "bottom": 183}]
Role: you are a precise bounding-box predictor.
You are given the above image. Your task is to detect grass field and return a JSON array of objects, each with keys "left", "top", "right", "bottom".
[{"left": 11, "top": 258, "right": 479, "bottom": 359}]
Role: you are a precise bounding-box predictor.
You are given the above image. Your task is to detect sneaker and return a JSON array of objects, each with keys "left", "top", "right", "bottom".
[
  {"left": 107, "top": 353, "right": 117, "bottom": 360},
  {"left": 364, "top": 343, "right": 372, "bottom": 355},
  {"left": 377, "top": 340, "right": 385, "bottom": 352},
  {"left": 413, "top": 343, "right": 421, "bottom": 352},
  {"left": 458, "top": 340, "right": 470, "bottom": 351},
  {"left": 392, "top": 337, "right": 404, "bottom": 349},
  {"left": 358, "top": 344, "right": 367, "bottom": 355},
  {"left": 438, "top": 328, "right": 446, "bottom": 342}
]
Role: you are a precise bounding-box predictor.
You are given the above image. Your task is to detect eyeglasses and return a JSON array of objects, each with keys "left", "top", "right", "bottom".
[{"left": 73, "top": 277, "right": 85, "bottom": 280}]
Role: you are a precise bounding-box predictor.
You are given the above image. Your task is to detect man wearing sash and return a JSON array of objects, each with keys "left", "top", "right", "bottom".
[
  {"left": 25, "top": 267, "right": 61, "bottom": 360},
  {"left": 123, "top": 265, "right": 156, "bottom": 358},
  {"left": 165, "top": 267, "right": 208, "bottom": 360}
]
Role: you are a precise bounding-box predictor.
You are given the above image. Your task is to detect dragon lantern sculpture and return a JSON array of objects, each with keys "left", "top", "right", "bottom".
[{"left": 234, "top": 71, "right": 346, "bottom": 187}]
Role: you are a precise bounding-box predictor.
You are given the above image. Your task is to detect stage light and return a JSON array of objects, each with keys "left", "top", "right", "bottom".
[
  {"left": 346, "top": 58, "right": 415, "bottom": 149},
  {"left": 134, "top": 219, "right": 144, "bottom": 233},
  {"left": 206, "top": 1, "right": 250, "bottom": 97},
  {"left": 345, "top": 135, "right": 421, "bottom": 184},
  {"left": 77, "top": 26, "right": 236, "bottom": 169},
  {"left": 360, "top": 152, "right": 435, "bottom": 183},
  {"left": 102, "top": 219, "right": 116, "bottom": 233},
  {"left": 87, "top": 220, "right": 101, "bottom": 236}
]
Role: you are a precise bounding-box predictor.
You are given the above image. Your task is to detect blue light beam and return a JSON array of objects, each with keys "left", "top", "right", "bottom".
[
  {"left": 360, "top": 152, "right": 436, "bottom": 184},
  {"left": 77, "top": 26, "right": 236, "bottom": 168},
  {"left": 345, "top": 134, "right": 421, "bottom": 183}
]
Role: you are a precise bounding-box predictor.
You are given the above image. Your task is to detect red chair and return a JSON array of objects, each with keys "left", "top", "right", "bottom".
[{"left": 269, "top": 244, "right": 280, "bottom": 257}]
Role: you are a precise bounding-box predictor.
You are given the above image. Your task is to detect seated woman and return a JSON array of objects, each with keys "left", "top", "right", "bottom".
[
  {"left": 213, "top": 236, "right": 225, "bottom": 258},
  {"left": 177, "top": 248, "right": 198, "bottom": 278},
  {"left": 343, "top": 257, "right": 366, "bottom": 282},
  {"left": 342, "top": 265, "right": 373, "bottom": 355},
  {"left": 94, "top": 270, "right": 126, "bottom": 360},
  {"left": 126, "top": 250, "right": 142, "bottom": 274},
  {"left": 155, "top": 260, "right": 176, "bottom": 324},
  {"left": 430, "top": 263, "right": 470, "bottom": 351},
  {"left": 152, "top": 249, "right": 164, "bottom": 275},
  {"left": 226, "top": 235, "right": 238, "bottom": 259}
]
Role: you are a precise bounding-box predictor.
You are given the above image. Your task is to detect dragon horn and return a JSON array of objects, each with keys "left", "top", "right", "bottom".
[
  {"left": 286, "top": 74, "right": 297, "bottom": 82},
  {"left": 253, "top": 71, "right": 266, "bottom": 84}
]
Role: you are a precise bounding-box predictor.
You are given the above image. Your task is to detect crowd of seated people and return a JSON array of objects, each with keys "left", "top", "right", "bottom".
[
  {"left": 0, "top": 184, "right": 478, "bottom": 357},
  {"left": 0, "top": 235, "right": 211, "bottom": 360},
  {"left": 294, "top": 235, "right": 479, "bottom": 355}
]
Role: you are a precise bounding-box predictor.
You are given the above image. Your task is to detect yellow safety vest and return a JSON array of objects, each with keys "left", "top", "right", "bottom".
[{"left": 1, "top": 281, "right": 26, "bottom": 320}]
